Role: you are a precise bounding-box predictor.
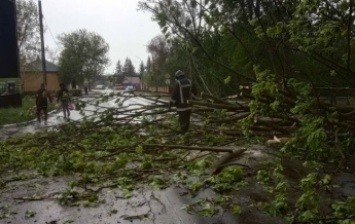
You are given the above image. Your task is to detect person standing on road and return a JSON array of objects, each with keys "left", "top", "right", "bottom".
[
  {"left": 84, "top": 86, "right": 88, "bottom": 95},
  {"left": 57, "top": 83, "right": 71, "bottom": 119},
  {"left": 36, "top": 83, "right": 52, "bottom": 123},
  {"left": 169, "top": 70, "right": 197, "bottom": 134}
]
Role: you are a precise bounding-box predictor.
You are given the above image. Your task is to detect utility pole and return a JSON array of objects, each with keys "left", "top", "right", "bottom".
[{"left": 38, "top": 0, "right": 47, "bottom": 85}]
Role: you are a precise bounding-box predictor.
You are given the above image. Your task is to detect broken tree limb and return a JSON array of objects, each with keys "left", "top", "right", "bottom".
[
  {"left": 192, "top": 101, "right": 247, "bottom": 111},
  {"left": 253, "top": 119, "right": 294, "bottom": 135},
  {"left": 201, "top": 92, "right": 233, "bottom": 104},
  {"left": 220, "top": 162, "right": 251, "bottom": 170},
  {"left": 143, "top": 144, "right": 245, "bottom": 153},
  {"left": 212, "top": 148, "right": 248, "bottom": 174},
  {"left": 200, "top": 93, "right": 249, "bottom": 110},
  {"left": 210, "top": 112, "right": 250, "bottom": 123}
]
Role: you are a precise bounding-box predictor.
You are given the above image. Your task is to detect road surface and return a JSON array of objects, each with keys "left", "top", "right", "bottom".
[
  {"left": 0, "top": 89, "right": 242, "bottom": 224},
  {"left": 0, "top": 89, "right": 163, "bottom": 139}
]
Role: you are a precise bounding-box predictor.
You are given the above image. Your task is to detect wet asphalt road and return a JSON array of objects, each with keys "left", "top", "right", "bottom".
[
  {"left": 0, "top": 175, "right": 238, "bottom": 224},
  {"left": 0, "top": 90, "right": 240, "bottom": 224},
  {"left": 0, "top": 90, "right": 160, "bottom": 140}
]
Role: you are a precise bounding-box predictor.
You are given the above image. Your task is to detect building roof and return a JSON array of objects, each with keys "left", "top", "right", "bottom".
[{"left": 23, "top": 58, "right": 58, "bottom": 72}]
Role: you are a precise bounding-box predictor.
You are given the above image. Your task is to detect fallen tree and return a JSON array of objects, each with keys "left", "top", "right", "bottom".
[{"left": 0, "top": 88, "right": 354, "bottom": 223}]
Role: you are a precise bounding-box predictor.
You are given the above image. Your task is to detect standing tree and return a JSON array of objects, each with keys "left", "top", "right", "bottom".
[
  {"left": 147, "top": 35, "right": 170, "bottom": 87},
  {"left": 146, "top": 56, "right": 152, "bottom": 73},
  {"left": 57, "top": 29, "right": 109, "bottom": 88},
  {"left": 115, "top": 60, "right": 125, "bottom": 84},
  {"left": 139, "top": 61, "right": 145, "bottom": 76},
  {"left": 142, "top": 57, "right": 153, "bottom": 88},
  {"left": 16, "top": 0, "right": 41, "bottom": 66},
  {"left": 122, "top": 57, "right": 136, "bottom": 77},
  {"left": 139, "top": 0, "right": 261, "bottom": 95},
  {"left": 138, "top": 61, "right": 145, "bottom": 89},
  {"left": 115, "top": 60, "right": 122, "bottom": 75}
]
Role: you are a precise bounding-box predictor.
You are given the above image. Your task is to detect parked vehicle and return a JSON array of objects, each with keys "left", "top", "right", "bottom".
[
  {"left": 94, "top": 84, "right": 104, "bottom": 89},
  {"left": 124, "top": 85, "right": 135, "bottom": 93}
]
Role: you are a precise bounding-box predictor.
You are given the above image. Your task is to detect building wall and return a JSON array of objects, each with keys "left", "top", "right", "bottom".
[
  {"left": 123, "top": 76, "right": 141, "bottom": 88},
  {"left": 21, "top": 72, "right": 60, "bottom": 92},
  {"left": 145, "top": 86, "right": 170, "bottom": 93}
]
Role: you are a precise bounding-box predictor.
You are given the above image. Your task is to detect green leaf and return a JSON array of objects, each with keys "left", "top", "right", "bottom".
[
  {"left": 191, "top": 47, "right": 199, "bottom": 54},
  {"left": 224, "top": 76, "right": 231, "bottom": 85},
  {"left": 25, "top": 210, "right": 36, "bottom": 219},
  {"left": 135, "top": 145, "right": 143, "bottom": 155},
  {"left": 188, "top": 181, "right": 202, "bottom": 192},
  {"left": 233, "top": 204, "right": 241, "bottom": 215}
]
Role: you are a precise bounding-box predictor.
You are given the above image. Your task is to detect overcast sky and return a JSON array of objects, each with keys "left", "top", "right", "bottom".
[{"left": 41, "top": 0, "right": 161, "bottom": 74}]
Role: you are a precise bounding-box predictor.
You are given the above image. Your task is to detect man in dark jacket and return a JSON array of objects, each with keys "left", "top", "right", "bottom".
[
  {"left": 36, "top": 83, "right": 51, "bottom": 122},
  {"left": 169, "top": 70, "right": 197, "bottom": 134}
]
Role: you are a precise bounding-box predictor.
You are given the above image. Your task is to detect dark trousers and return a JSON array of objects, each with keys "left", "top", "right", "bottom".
[
  {"left": 177, "top": 110, "right": 192, "bottom": 134},
  {"left": 37, "top": 104, "right": 48, "bottom": 122}
]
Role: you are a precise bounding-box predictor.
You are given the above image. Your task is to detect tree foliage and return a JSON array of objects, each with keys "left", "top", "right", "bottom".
[
  {"left": 139, "top": 0, "right": 355, "bottom": 95},
  {"left": 16, "top": 0, "right": 41, "bottom": 66},
  {"left": 138, "top": 0, "right": 355, "bottom": 222},
  {"left": 139, "top": 61, "right": 145, "bottom": 76},
  {"left": 144, "top": 35, "right": 171, "bottom": 87},
  {"left": 115, "top": 60, "right": 125, "bottom": 84},
  {"left": 57, "top": 29, "right": 109, "bottom": 87},
  {"left": 122, "top": 57, "right": 136, "bottom": 77},
  {"left": 146, "top": 56, "right": 152, "bottom": 73},
  {"left": 115, "top": 60, "right": 122, "bottom": 75}
]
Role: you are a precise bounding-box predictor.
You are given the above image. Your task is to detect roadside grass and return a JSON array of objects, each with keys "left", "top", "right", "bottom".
[{"left": 0, "top": 95, "right": 56, "bottom": 126}]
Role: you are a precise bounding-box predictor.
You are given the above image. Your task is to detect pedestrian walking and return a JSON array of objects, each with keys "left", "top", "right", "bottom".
[
  {"left": 36, "top": 83, "right": 52, "bottom": 123},
  {"left": 57, "top": 83, "right": 71, "bottom": 120}
]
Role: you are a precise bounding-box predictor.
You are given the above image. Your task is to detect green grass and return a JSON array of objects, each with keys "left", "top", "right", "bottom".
[{"left": 0, "top": 96, "right": 55, "bottom": 126}]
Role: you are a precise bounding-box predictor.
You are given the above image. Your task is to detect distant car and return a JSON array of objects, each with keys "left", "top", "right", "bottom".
[
  {"left": 124, "top": 85, "right": 135, "bottom": 93},
  {"left": 95, "top": 84, "right": 104, "bottom": 89}
]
